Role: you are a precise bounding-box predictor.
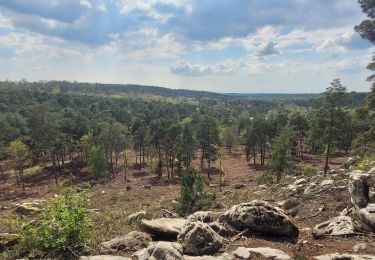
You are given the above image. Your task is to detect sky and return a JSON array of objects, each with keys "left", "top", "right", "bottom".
[{"left": 0, "top": 0, "right": 373, "bottom": 93}]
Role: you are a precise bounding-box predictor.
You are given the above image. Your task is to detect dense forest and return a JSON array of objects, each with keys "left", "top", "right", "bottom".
[{"left": 1, "top": 79, "right": 374, "bottom": 188}]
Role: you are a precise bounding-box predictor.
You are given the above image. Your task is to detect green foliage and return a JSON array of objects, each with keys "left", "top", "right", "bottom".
[
  {"left": 175, "top": 167, "right": 214, "bottom": 215},
  {"left": 88, "top": 146, "right": 107, "bottom": 180},
  {"left": 267, "top": 127, "right": 294, "bottom": 183},
  {"left": 302, "top": 166, "right": 318, "bottom": 176},
  {"left": 257, "top": 172, "right": 274, "bottom": 186},
  {"left": 15, "top": 194, "right": 92, "bottom": 258}
]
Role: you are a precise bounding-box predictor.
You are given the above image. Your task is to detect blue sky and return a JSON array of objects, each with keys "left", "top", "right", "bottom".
[{"left": 0, "top": 0, "right": 373, "bottom": 93}]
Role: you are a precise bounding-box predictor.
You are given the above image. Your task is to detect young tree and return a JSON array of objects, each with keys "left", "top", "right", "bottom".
[
  {"left": 8, "top": 139, "right": 29, "bottom": 191},
  {"left": 323, "top": 79, "right": 347, "bottom": 174},
  {"left": 79, "top": 133, "right": 94, "bottom": 163},
  {"left": 267, "top": 127, "right": 293, "bottom": 183},
  {"left": 88, "top": 146, "right": 107, "bottom": 180},
  {"left": 197, "top": 116, "right": 220, "bottom": 172},
  {"left": 221, "top": 125, "right": 238, "bottom": 151}
]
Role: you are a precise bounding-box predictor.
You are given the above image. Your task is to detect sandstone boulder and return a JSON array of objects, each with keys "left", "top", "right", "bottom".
[
  {"left": 312, "top": 216, "right": 356, "bottom": 238},
  {"left": 141, "top": 218, "right": 188, "bottom": 239},
  {"left": 208, "top": 222, "right": 237, "bottom": 237},
  {"left": 357, "top": 203, "right": 375, "bottom": 232},
  {"left": 128, "top": 211, "right": 147, "bottom": 223},
  {"left": 177, "top": 221, "right": 223, "bottom": 256},
  {"left": 132, "top": 241, "right": 183, "bottom": 260},
  {"left": 187, "top": 211, "right": 214, "bottom": 223},
  {"left": 349, "top": 171, "right": 370, "bottom": 209},
  {"left": 219, "top": 200, "right": 299, "bottom": 239},
  {"left": 184, "top": 253, "right": 233, "bottom": 260},
  {"left": 99, "top": 231, "right": 151, "bottom": 254}
]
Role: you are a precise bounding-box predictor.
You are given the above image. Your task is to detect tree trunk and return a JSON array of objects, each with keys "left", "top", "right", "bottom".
[{"left": 324, "top": 112, "right": 334, "bottom": 174}]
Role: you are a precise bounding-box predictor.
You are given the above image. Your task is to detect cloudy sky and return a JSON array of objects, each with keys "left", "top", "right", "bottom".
[{"left": 0, "top": 0, "right": 373, "bottom": 93}]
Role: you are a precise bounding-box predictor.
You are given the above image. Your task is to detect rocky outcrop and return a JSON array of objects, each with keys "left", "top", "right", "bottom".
[
  {"left": 208, "top": 222, "right": 237, "bottom": 237},
  {"left": 234, "top": 247, "right": 291, "bottom": 260},
  {"left": 99, "top": 231, "right": 151, "bottom": 254},
  {"left": 177, "top": 221, "right": 223, "bottom": 256},
  {"left": 187, "top": 211, "right": 214, "bottom": 223},
  {"left": 219, "top": 200, "right": 299, "bottom": 239},
  {"left": 357, "top": 204, "right": 375, "bottom": 232},
  {"left": 80, "top": 256, "right": 131, "bottom": 260},
  {"left": 314, "top": 253, "right": 375, "bottom": 260},
  {"left": 349, "top": 171, "right": 370, "bottom": 209},
  {"left": 132, "top": 241, "right": 184, "bottom": 260},
  {"left": 140, "top": 218, "right": 188, "bottom": 239},
  {"left": 127, "top": 211, "right": 147, "bottom": 223},
  {"left": 312, "top": 216, "right": 356, "bottom": 238}
]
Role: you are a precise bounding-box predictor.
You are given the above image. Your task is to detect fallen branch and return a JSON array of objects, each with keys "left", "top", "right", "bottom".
[{"left": 231, "top": 228, "right": 249, "bottom": 241}]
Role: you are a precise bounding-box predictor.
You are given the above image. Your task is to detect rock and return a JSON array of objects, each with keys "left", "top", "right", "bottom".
[
  {"left": 287, "top": 184, "right": 304, "bottom": 193},
  {"left": 349, "top": 171, "right": 370, "bottom": 209},
  {"left": 99, "top": 231, "right": 151, "bottom": 254},
  {"left": 369, "top": 167, "right": 375, "bottom": 175},
  {"left": 353, "top": 243, "right": 368, "bottom": 253},
  {"left": 13, "top": 199, "right": 44, "bottom": 215},
  {"left": 208, "top": 222, "right": 237, "bottom": 237},
  {"left": 140, "top": 218, "right": 188, "bottom": 239},
  {"left": 281, "top": 198, "right": 300, "bottom": 216},
  {"left": 80, "top": 256, "right": 131, "bottom": 260},
  {"left": 232, "top": 183, "right": 246, "bottom": 189},
  {"left": 304, "top": 183, "right": 317, "bottom": 195},
  {"left": 128, "top": 211, "right": 147, "bottom": 223},
  {"left": 0, "top": 233, "right": 19, "bottom": 250},
  {"left": 369, "top": 187, "right": 375, "bottom": 204},
  {"left": 219, "top": 200, "right": 299, "bottom": 239},
  {"left": 314, "top": 253, "right": 375, "bottom": 260},
  {"left": 223, "top": 190, "right": 233, "bottom": 195},
  {"left": 258, "top": 185, "right": 267, "bottom": 190},
  {"left": 132, "top": 241, "right": 183, "bottom": 260},
  {"left": 320, "top": 180, "right": 334, "bottom": 186},
  {"left": 183, "top": 253, "right": 233, "bottom": 260},
  {"left": 357, "top": 204, "right": 375, "bottom": 232},
  {"left": 187, "top": 211, "right": 214, "bottom": 223},
  {"left": 347, "top": 156, "right": 360, "bottom": 167},
  {"left": 312, "top": 216, "right": 355, "bottom": 238},
  {"left": 177, "top": 221, "right": 223, "bottom": 256},
  {"left": 294, "top": 178, "right": 307, "bottom": 186},
  {"left": 153, "top": 209, "right": 179, "bottom": 219},
  {"left": 234, "top": 247, "right": 291, "bottom": 260}
]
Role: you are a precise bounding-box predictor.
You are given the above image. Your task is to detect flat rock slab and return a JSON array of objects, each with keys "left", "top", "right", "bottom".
[
  {"left": 141, "top": 218, "right": 189, "bottom": 239},
  {"left": 132, "top": 241, "right": 183, "bottom": 260},
  {"left": 99, "top": 231, "right": 151, "bottom": 253},
  {"left": 80, "top": 256, "right": 131, "bottom": 260},
  {"left": 234, "top": 247, "right": 291, "bottom": 260},
  {"left": 313, "top": 216, "right": 356, "bottom": 238},
  {"left": 314, "top": 253, "right": 375, "bottom": 260},
  {"left": 184, "top": 253, "right": 233, "bottom": 260}
]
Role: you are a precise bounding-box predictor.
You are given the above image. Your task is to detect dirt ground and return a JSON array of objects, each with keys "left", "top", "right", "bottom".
[{"left": 0, "top": 145, "right": 374, "bottom": 259}]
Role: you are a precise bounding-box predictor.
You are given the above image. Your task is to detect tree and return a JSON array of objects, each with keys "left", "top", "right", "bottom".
[
  {"left": 323, "top": 79, "right": 347, "bottom": 174},
  {"left": 8, "top": 139, "right": 29, "bottom": 191},
  {"left": 176, "top": 166, "right": 204, "bottom": 215},
  {"left": 88, "top": 146, "right": 107, "bottom": 180},
  {"left": 79, "top": 133, "right": 94, "bottom": 163},
  {"left": 197, "top": 116, "right": 220, "bottom": 172},
  {"left": 221, "top": 125, "right": 238, "bottom": 151},
  {"left": 267, "top": 127, "right": 293, "bottom": 183}
]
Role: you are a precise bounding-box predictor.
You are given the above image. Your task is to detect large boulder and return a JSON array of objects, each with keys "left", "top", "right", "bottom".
[
  {"left": 234, "top": 247, "right": 291, "bottom": 260},
  {"left": 132, "top": 241, "right": 184, "bottom": 260},
  {"left": 357, "top": 204, "right": 375, "bottom": 232},
  {"left": 187, "top": 211, "right": 214, "bottom": 223},
  {"left": 312, "top": 216, "right": 356, "bottom": 238},
  {"left": 99, "top": 231, "right": 151, "bottom": 254},
  {"left": 208, "top": 222, "right": 237, "bottom": 237},
  {"left": 314, "top": 253, "right": 375, "bottom": 260},
  {"left": 80, "top": 256, "right": 131, "bottom": 260},
  {"left": 140, "top": 218, "right": 188, "bottom": 240},
  {"left": 349, "top": 171, "right": 370, "bottom": 209},
  {"left": 177, "top": 221, "right": 223, "bottom": 256},
  {"left": 219, "top": 200, "right": 299, "bottom": 239}
]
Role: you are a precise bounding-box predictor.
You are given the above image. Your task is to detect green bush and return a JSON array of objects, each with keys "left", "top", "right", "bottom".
[
  {"left": 175, "top": 166, "right": 215, "bottom": 215},
  {"left": 302, "top": 166, "right": 318, "bottom": 176},
  {"left": 257, "top": 172, "right": 274, "bottom": 186},
  {"left": 19, "top": 194, "right": 92, "bottom": 258}
]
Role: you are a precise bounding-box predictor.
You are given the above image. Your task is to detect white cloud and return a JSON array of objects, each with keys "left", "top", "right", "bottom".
[{"left": 254, "top": 41, "right": 280, "bottom": 57}]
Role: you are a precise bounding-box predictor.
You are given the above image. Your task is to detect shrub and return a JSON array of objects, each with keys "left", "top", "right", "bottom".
[
  {"left": 18, "top": 193, "right": 92, "bottom": 258},
  {"left": 257, "top": 172, "right": 274, "bottom": 186},
  {"left": 302, "top": 166, "right": 318, "bottom": 176},
  {"left": 175, "top": 167, "right": 214, "bottom": 215}
]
